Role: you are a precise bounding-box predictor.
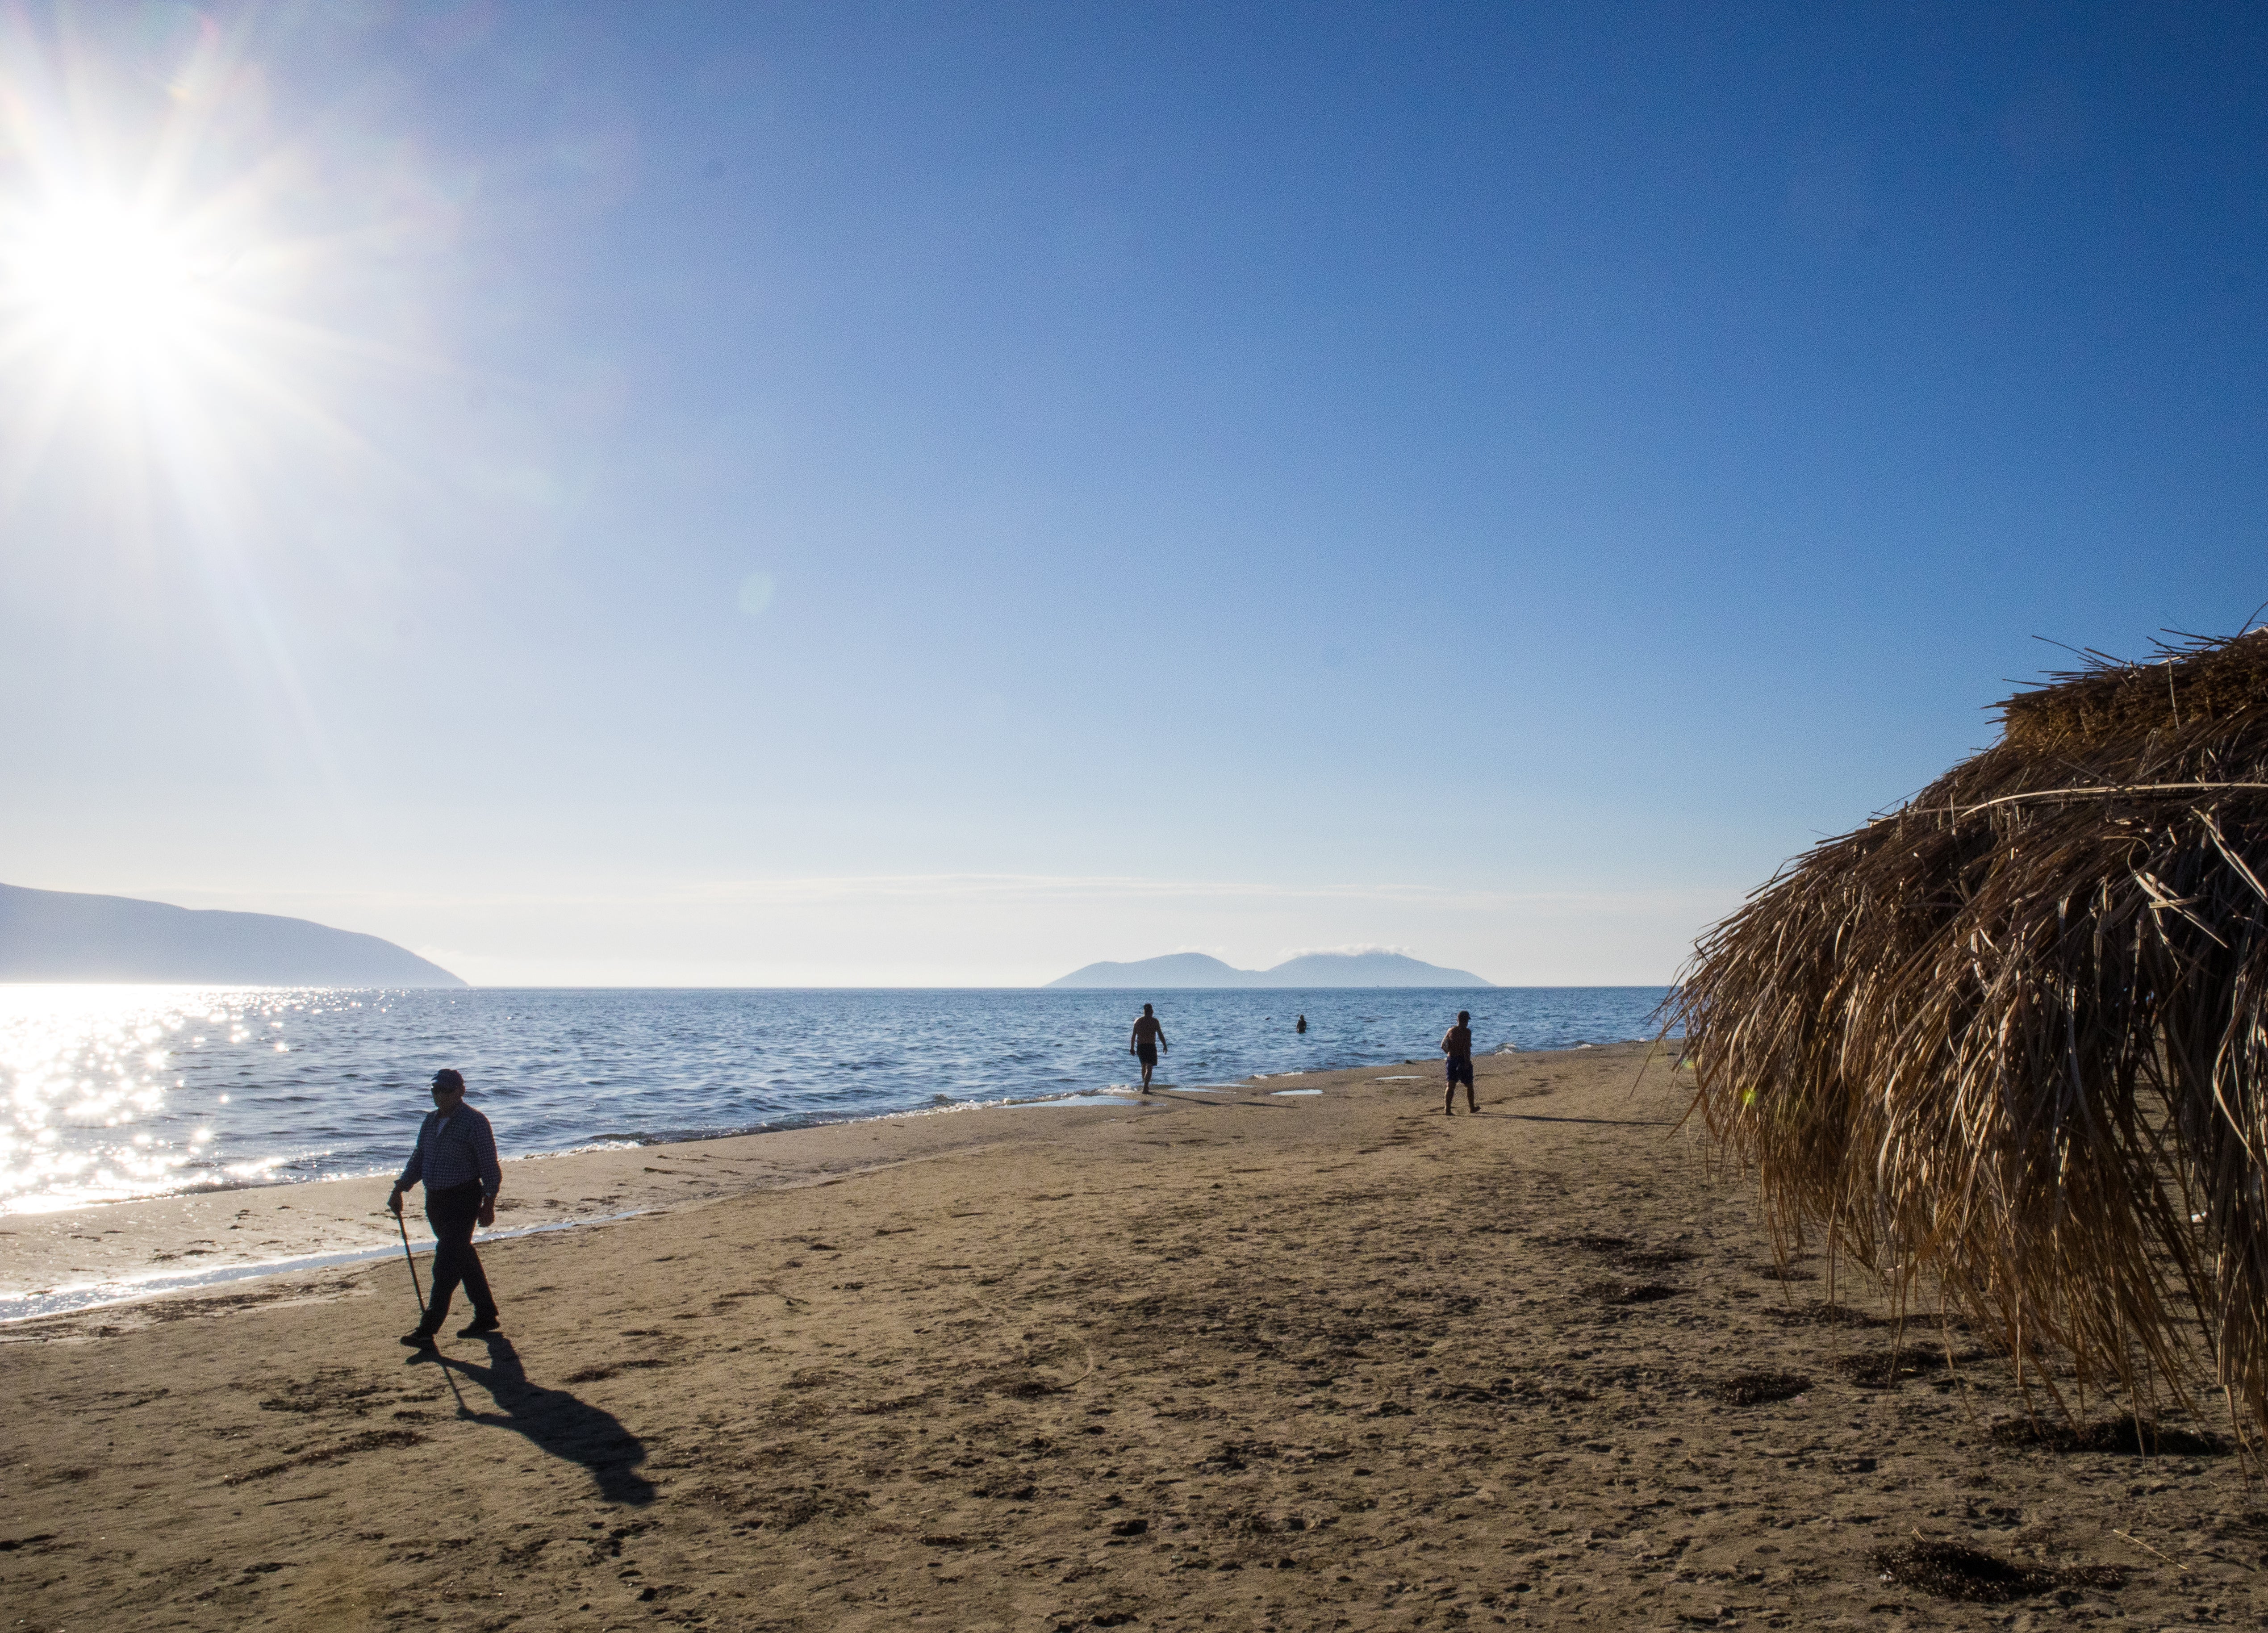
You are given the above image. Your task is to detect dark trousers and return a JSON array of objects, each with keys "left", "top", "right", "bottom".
[{"left": 422, "top": 1181, "right": 497, "bottom": 1328}]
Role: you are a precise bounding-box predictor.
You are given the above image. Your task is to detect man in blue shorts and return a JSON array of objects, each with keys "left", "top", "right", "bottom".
[{"left": 1441, "top": 1010, "right": 1476, "bottom": 1115}]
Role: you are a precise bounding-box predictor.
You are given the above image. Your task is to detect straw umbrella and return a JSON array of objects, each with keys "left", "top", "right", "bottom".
[{"left": 1675, "top": 628, "right": 2268, "bottom": 1439}]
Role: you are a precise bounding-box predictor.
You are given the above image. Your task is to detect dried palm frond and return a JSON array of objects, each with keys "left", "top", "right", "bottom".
[{"left": 1674, "top": 628, "right": 2268, "bottom": 1440}]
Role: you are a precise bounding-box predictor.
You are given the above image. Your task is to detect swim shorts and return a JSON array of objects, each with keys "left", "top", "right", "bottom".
[
  {"left": 1137, "top": 1043, "right": 1158, "bottom": 1067},
  {"left": 1445, "top": 1054, "right": 1474, "bottom": 1089}
]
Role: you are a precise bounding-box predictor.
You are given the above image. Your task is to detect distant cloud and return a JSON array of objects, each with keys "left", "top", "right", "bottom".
[
  {"left": 1274, "top": 943, "right": 1413, "bottom": 960},
  {"left": 146, "top": 875, "right": 1735, "bottom": 916}
]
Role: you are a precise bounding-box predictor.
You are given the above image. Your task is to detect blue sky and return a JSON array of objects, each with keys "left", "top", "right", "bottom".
[{"left": 2, "top": 1, "right": 2264, "bottom": 984}]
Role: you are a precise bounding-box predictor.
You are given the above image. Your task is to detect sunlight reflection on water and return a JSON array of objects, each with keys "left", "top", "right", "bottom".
[{"left": 0, "top": 986, "right": 356, "bottom": 1212}]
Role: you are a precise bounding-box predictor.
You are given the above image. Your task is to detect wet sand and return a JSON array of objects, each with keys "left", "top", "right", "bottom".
[
  {"left": 0, "top": 1093, "right": 1160, "bottom": 1307},
  {"left": 4, "top": 1043, "right": 2262, "bottom": 1631}
]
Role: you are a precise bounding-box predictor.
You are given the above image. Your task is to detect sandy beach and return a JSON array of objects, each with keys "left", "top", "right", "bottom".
[{"left": 4, "top": 1042, "right": 2263, "bottom": 1632}]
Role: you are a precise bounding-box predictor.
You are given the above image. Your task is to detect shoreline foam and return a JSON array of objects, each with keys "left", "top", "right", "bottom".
[{"left": 0, "top": 1082, "right": 1176, "bottom": 1307}]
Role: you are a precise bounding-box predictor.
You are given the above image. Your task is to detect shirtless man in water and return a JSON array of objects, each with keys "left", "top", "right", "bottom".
[
  {"left": 1441, "top": 1009, "right": 1476, "bottom": 1115},
  {"left": 1130, "top": 1003, "right": 1169, "bottom": 1091}
]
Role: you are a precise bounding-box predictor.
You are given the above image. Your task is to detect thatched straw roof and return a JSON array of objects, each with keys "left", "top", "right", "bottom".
[{"left": 1675, "top": 628, "right": 2268, "bottom": 1439}]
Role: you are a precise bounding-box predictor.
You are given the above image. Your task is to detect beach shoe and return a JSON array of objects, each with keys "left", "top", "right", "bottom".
[
  {"left": 457, "top": 1315, "right": 502, "bottom": 1337},
  {"left": 400, "top": 1328, "right": 439, "bottom": 1348}
]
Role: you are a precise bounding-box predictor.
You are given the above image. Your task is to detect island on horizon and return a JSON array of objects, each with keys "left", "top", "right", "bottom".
[
  {"left": 0, "top": 882, "right": 466, "bottom": 987},
  {"left": 1045, "top": 949, "right": 1493, "bottom": 989}
]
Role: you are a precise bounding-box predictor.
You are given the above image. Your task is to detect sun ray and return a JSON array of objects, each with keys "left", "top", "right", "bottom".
[{"left": 0, "top": 4, "right": 459, "bottom": 839}]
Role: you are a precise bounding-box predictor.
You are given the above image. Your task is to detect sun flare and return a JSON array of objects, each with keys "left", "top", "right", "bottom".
[
  {"left": 0, "top": 7, "right": 425, "bottom": 485},
  {"left": 5, "top": 197, "right": 210, "bottom": 362}
]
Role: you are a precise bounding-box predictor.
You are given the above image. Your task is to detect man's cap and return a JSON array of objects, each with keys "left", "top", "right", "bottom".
[{"left": 432, "top": 1068, "right": 466, "bottom": 1094}]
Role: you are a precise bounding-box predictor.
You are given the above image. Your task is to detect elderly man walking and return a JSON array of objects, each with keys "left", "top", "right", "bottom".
[{"left": 388, "top": 1068, "right": 504, "bottom": 1347}]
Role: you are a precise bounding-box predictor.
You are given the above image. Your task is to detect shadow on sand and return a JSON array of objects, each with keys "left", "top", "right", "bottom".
[{"left": 410, "top": 1337, "right": 655, "bottom": 1504}]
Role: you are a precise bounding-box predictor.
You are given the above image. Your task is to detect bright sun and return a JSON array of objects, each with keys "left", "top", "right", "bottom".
[
  {"left": 8, "top": 198, "right": 208, "bottom": 361},
  {"left": 0, "top": 9, "right": 365, "bottom": 558}
]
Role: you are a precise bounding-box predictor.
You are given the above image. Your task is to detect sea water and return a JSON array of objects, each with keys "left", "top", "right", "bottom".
[{"left": 0, "top": 985, "right": 1672, "bottom": 1214}]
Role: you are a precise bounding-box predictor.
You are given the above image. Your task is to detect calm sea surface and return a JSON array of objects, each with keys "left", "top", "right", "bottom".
[{"left": 0, "top": 986, "right": 1673, "bottom": 1213}]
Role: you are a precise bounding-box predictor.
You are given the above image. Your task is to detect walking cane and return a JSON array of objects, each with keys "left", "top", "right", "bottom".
[{"left": 394, "top": 1204, "right": 427, "bottom": 1321}]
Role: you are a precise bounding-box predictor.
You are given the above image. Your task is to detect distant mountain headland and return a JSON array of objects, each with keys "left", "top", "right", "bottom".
[
  {"left": 0, "top": 883, "right": 466, "bottom": 987},
  {"left": 1045, "top": 950, "right": 1493, "bottom": 989}
]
